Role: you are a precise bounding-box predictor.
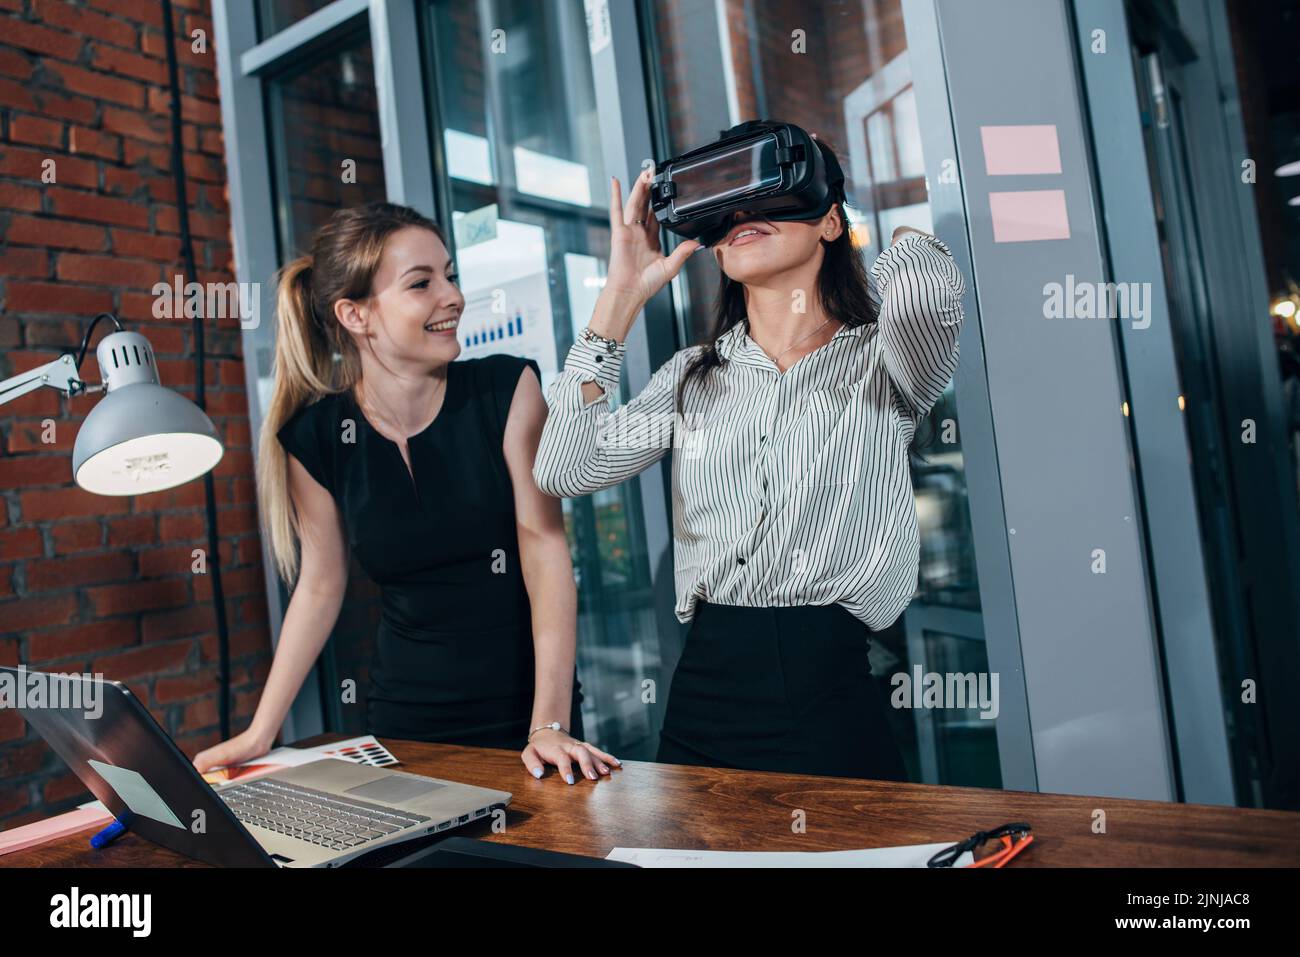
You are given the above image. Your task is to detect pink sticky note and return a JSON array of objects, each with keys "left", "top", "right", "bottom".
[
  {"left": 981, "top": 125, "right": 1062, "bottom": 175},
  {"left": 989, "top": 190, "right": 1071, "bottom": 242},
  {"left": 0, "top": 806, "right": 114, "bottom": 857}
]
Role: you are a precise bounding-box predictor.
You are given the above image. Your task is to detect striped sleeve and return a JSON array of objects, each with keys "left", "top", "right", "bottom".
[
  {"left": 533, "top": 338, "right": 682, "bottom": 497},
  {"left": 870, "top": 232, "right": 967, "bottom": 418}
]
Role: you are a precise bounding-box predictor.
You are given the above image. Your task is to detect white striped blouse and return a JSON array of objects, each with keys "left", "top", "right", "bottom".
[{"left": 533, "top": 232, "right": 967, "bottom": 631}]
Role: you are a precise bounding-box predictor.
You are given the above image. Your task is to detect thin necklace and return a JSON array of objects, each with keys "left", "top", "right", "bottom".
[
  {"left": 757, "top": 317, "right": 835, "bottom": 369},
  {"left": 357, "top": 371, "right": 447, "bottom": 441}
]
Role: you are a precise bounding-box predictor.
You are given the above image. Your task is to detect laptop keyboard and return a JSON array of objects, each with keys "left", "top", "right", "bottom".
[{"left": 218, "top": 778, "right": 432, "bottom": 851}]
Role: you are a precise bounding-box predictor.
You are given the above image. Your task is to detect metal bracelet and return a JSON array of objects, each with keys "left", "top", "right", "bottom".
[
  {"left": 528, "top": 721, "right": 569, "bottom": 742},
  {"left": 580, "top": 326, "right": 621, "bottom": 354}
]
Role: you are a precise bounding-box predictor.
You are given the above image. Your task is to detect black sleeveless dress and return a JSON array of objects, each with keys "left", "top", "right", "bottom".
[{"left": 276, "top": 354, "right": 583, "bottom": 750}]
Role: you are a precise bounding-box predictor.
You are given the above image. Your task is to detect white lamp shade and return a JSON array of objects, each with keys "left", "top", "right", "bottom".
[{"left": 70, "top": 331, "right": 224, "bottom": 495}]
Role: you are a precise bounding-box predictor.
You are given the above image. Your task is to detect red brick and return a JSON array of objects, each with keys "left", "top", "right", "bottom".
[
  {"left": 43, "top": 771, "right": 90, "bottom": 804},
  {"left": 49, "top": 520, "right": 104, "bottom": 553},
  {"left": 141, "top": 604, "right": 212, "bottom": 644},
  {"left": 93, "top": 639, "right": 192, "bottom": 681},
  {"left": 4, "top": 281, "right": 112, "bottom": 316},
  {"left": 228, "top": 622, "right": 271, "bottom": 658},
  {"left": 145, "top": 87, "right": 220, "bottom": 126},
  {"left": 90, "top": 43, "right": 167, "bottom": 85},
  {"left": 86, "top": 0, "right": 164, "bottom": 29},
  {"left": 0, "top": 144, "right": 91, "bottom": 187},
  {"left": 56, "top": 253, "right": 159, "bottom": 288},
  {"left": 47, "top": 62, "right": 145, "bottom": 109},
  {"left": 5, "top": 422, "right": 75, "bottom": 456},
  {"left": 102, "top": 164, "right": 147, "bottom": 196},
  {"left": 0, "top": 737, "right": 50, "bottom": 777},
  {"left": 9, "top": 114, "right": 63, "bottom": 149},
  {"left": 100, "top": 105, "right": 168, "bottom": 145},
  {"left": 106, "top": 514, "right": 155, "bottom": 546},
  {"left": 68, "top": 126, "right": 121, "bottom": 161},
  {"left": 0, "top": 707, "right": 23, "bottom": 744},
  {"left": 27, "top": 616, "right": 138, "bottom": 662},
  {"left": 0, "top": 247, "right": 49, "bottom": 278},
  {"left": 194, "top": 564, "right": 261, "bottom": 602},
  {"left": 49, "top": 188, "right": 149, "bottom": 228},
  {"left": 179, "top": 695, "right": 218, "bottom": 732},
  {"left": 0, "top": 181, "right": 42, "bottom": 212},
  {"left": 0, "top": 527, "right": 43, "bottom": 561},
  {"left": 154, "top": 205, "right": 227, "bottom": 240},
  {"left": 138, "top": 543, "right": 203, "bottom": 578},
  {"left": 19, "top": 487, "right": 130, "bottom": 523},
  {"left": 133, "top": 480, "right": 206, "bottom": 512},
  {"left": 0, "top": 454, "right": 70, "bottom": 488},
  {"left": 2, "top": 19, "right": 83, "bottom": 60},
  {"left": 0, "top": 594, "right": 78, "bottom": 632},
  {"left": 122, "top": 138, "right": 168, "bottom": 168},
  {"left": 27, "top": 552, "right": 135, "bottom": 592},
  {"left": 158, "top": 512, "right": 204, "bottom": 541},
  {"left": 109, "top": 228, "right": 181, "bottom": 262},
  {"left": 0, "top": 47, "right": 34, "bottom": 81},
  {"left": 0, "top": 76, "right": 37, "bottom": 111},
  {"left": 154, "top": 668, "right": 217, "bottom": 703},
  {"left": 86, "top": 579, "right": 190, "bottom": 617},
  {"left": 3, "top": 215, "right": 106, "bottom": 251},
  {"left": 32, "top": 88, "right": 96, "bottom": 124},
  {"left": 33, "top": 0, "right": 139, "bottom": 49}
]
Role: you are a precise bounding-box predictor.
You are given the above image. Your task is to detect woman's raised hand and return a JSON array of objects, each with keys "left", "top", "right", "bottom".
[{"left": 602, "top": 168, "right": 701, "bottom": 309}]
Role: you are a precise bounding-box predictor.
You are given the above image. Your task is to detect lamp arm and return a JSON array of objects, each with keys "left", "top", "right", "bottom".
[{"left": 0, "top": 353, "right": 98, "bottom": 406}]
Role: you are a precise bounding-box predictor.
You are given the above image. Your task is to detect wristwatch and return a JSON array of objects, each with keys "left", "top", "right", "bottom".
[
  {"left": 528, "top": 721, "right": 569, "bottom": 741},
  {"left": 579, "top": 326, "right": 621, "bottom": 354}
]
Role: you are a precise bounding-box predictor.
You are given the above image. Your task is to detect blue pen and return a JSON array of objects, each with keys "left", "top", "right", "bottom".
[{"left": 90, "top": 817, "right": 127, "bottom": 849}]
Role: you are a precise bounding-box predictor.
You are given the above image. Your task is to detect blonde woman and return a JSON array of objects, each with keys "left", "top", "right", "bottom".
[{"left": 194, "top": 203, "right": 617, "bottom": 785}]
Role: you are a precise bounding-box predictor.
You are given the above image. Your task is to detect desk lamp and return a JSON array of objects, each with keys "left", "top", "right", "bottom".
[{"left": 0, "top": 313, "right": 223, "bottom": 494}]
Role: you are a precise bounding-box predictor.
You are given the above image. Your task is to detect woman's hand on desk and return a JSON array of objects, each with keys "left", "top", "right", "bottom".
[
  {"left": 521, "top": 730, "right": 620, "bottom": 785},
  {"left": 193, "top": 727, "right": 274, "bottom": 773}
]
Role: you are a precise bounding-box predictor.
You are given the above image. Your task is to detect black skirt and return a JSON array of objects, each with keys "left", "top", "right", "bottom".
[{"left": 656, "top": 601, "right": 907, "bottom": 781}]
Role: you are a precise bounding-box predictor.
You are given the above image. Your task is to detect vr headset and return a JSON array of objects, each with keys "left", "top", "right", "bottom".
[{"left": 650, "top": 120, "right": 846, "bottom": 247}]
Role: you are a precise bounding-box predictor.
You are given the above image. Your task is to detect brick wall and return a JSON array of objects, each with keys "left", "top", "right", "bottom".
[{"left": 0, "top": 0, "right": 272, "bottom": 828}]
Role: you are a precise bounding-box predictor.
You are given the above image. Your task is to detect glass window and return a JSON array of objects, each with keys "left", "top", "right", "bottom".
[
  {"left": 649, "top": 0, "right": 994, "bottom": 786},
  {"left": 264, "top": 33, "right": 388, "bottom": 261},
  {"left": 257, "top": 0, "right": 338, "bottom": 40},
  {"left": 427, "top": 0, "right": 668, "bottom": 758},
  {"left": 264, "top": 30, "right": 388, "bottom": 733}
]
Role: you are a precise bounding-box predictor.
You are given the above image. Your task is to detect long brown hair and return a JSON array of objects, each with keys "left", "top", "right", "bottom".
[{"left": 259, "top": 202, "right": 444, "bottom": 584}]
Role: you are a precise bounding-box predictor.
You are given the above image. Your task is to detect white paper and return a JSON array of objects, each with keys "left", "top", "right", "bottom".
[
  {"left": 88, "top": 759, "right": 184, "bottom": 830},
  {"left": 606, "top": 842, "right": 975, "bottom": 868}
]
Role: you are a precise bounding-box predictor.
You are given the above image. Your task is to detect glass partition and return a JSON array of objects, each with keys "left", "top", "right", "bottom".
[{"left": 425, "top": 0, "right": 666, "bottom": 758}]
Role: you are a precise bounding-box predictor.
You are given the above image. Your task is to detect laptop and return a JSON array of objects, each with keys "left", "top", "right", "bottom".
[{"left": 1, "top": 666, "right": 513, "bottom": 868}]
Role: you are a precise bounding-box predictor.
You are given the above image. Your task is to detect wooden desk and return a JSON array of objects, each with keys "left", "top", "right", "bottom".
[{"left": 6, "top": 734, "right": 1299, "bottom": 867}]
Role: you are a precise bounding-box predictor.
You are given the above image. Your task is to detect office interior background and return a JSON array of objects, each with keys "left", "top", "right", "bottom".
[{"left": 1, "top": 0, "right": 1298, "bottom": 828}]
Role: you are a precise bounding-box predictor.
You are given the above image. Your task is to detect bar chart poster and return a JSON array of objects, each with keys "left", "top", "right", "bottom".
[{"left": 457, "top": 271, "right": 560, "bottom": 390}]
